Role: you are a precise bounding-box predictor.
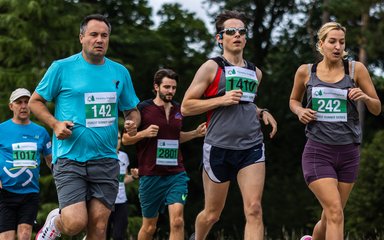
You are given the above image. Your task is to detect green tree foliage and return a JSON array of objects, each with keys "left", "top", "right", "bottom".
[
  {"left": 345, "top": 130, "right": 384, "bottom": 239},
  {"left": 155, "top": 3, "right": 213, "bottom": 99},
  {"left": 327, "top": 0, "right": 384, "bottom": 67},
  {"left": 204, "top": 0, "right": 296, "bottom": 66},
  {"left": 0, "top": 0, "right": 89, "bottom": 121}
]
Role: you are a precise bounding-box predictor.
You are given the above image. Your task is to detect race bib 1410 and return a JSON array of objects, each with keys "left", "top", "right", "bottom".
[{"left": 225, "top": 66, "right": 258, "bottom": 102}]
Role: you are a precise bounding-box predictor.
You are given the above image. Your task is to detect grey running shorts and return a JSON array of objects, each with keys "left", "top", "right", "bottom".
[{"left": 53, "top": 158, "right": 119, "bottom": 210}]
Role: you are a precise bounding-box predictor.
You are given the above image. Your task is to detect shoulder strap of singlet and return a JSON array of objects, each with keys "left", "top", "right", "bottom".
[
  {"left": 350, "top": 61, "right": 356, "bottom": 79},
  {"left": 308, "top": 64, "right": 312, "bottom": 75},
  {"left": 210, "top": 56, "right": 256, "bottom": 71},
  {"left": 311, "top": 63, "right": 317, "bottom": 73},
  {"left": 311, "top": 60, "right": 354, "bottom": 77},
  {"left": 210, "top": 56, "right": 226, "bottom": 69},
  {"left": 245, "top": 60, "right": 256, "bottom": 71},
  {"left": 343, "top": 59, "right": 357, "bottom": 81},
  {"left": 204, "top": 57, "right": 224, "bottom": 99},
  {"left": 343, "top": 59, "right": 350, "bottom": 75}
]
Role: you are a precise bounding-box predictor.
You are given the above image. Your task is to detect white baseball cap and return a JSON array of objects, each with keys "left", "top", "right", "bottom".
[{"left": 9, "top": 88, "right": 31, "bottom": 103}]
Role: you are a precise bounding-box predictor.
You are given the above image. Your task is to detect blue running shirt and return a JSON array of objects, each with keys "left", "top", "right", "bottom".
[
  {"left": 0, "top": 119, "right": 52, "bottom": 194},
  {"left": 36, "top": 53, "right": 139, "bottom": 163}
]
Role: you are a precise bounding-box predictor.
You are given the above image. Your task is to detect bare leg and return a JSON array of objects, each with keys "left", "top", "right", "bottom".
[
  {"left": 309, "top": 178, "right": 354, "bottom": 240},
  {"left": 17, "top": 223, "right": 33, "bottom": 240},
  {"left": 237, "top": 163, "right": 265, "bottom": 240},
  {"left": 194, "top": 171, "right": 230, "bottom": 240},
  {"left": 86, "top": 199, "right": 112, "bottom": 240},
  {"left": 55, "top": 202, "right": 88, "bottom": 236},
  {"left": 168, "top": 203, "right": 185, "bottom": 240},
  {"left": 138, "top": 217, "right": 158, "bottom": 240},
  {"left": 0, "top": 230, "right": 15, "bottom": 240},
  {"left": 311, "top": 211, "right": 326, "bottom": 240}
]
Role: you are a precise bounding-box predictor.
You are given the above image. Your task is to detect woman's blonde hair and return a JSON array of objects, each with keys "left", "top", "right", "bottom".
[{"left": 316, "top": 22, "right": 348, "bottom": 58}]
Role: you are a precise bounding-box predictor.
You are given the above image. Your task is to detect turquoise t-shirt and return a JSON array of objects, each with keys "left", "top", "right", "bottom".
[
  {"left": 36, "top": 53, "right": 139, "bottom": 163},
  {"left": 0, "top": 120, "right": 52, "bottom": 194}
]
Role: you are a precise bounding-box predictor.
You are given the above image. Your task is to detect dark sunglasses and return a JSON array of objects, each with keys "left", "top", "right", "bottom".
[{"left": 219, "top": 27, "right": 247, "bottom": 36}]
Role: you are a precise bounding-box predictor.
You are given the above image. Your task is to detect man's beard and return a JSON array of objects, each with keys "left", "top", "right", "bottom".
[{"left": 159, "top": 92, "right": 173, "bottom": 103}]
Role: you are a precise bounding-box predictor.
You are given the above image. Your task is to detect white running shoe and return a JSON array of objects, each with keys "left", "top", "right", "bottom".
[
  {"left": 300, "top": 235, "right": 312, "bottom": 240},
  {"left": 35, "top": 208, "right": 61, "bottom": 240}
]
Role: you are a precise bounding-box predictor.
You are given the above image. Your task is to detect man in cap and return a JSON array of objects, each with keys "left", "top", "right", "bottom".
[{"left": 0, "top": 88, "right": 52, "bottom": 240}]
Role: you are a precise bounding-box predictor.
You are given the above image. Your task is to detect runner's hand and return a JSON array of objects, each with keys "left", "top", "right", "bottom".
[
  {"left": 261, "top": 111, "right": 277, "bottom": 138},
  {"left": 195, "top": 122, "right": 207, "bottom": 137},
  {"left": 130, "top": 168, "right": 139, "bottom": 178},
  {"left": 296, "top": 108, "right": 316, "bottom": 124},
  {"left": 125, "top": 120, "right": 137, "bottom": 136},
  {"left": 53, "top": 121, "right": 74, "bottom": 140},
  {"left": 145, "top": 125, "right": 159, "bottom": 138},
  {"left": 348, "top": 87, "right": 369, "bottom": 102},
  {"left": 221, "top": 90, "right": 243, "bottom": 106}
]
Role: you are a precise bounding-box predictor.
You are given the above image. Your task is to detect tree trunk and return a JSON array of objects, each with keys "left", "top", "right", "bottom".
[
  {"left": 358, "top": 12, "right": 369, "bottom": 137},
  {"left": 321, "top": 0, "right": 330, "bottom": 24}
]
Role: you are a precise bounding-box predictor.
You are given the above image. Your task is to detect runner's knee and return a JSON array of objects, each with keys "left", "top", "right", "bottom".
[
  {"left": 61, "top": 217, "right": 87, "bottom": 236},
  {"left": 244, "top": 201, "right": 263, "bottom": 220},
  {"left": 203, "top": 210, "right": 221, "bottom": 225},
  {"left": 170, "top": 216, "right": 184, "bottom": 230},
  {"left": 141, "top": 224, "right": 157, "bottom": 236},
  {"left": 17, "top": 230, "right": 32, "bottom": 240},
  {"left": 324, "top": 205, "right": 343, "bottom": 225}
]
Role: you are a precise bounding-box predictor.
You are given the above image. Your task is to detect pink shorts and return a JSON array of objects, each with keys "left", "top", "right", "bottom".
[{"left": 302, "top": 139, "right": 360, "bottom": 185}]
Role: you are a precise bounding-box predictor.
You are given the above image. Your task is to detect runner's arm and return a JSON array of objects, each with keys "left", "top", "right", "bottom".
[
  {"left": 350, "top": 61, "right": 381, "bottom": 115},
  {"left": 124, "top": 168, "right": 139, "bottom": 183},
  {"left": 29, "top": 92, "right": 73, "bottom": 139},
  {"left": 180, "top": 122, "right": 206, "bottom": 143},
  {"left": 123, "top": 108, "right": 141, "bottom": 136},
  {"left": 122, "top": 124, "right": 159, "bottom": 145},
  {"left": 181, "top": 60, "right": 243, "bottom": 116},
  {"left": 289, "top": 64, "right": 317, "bottom": 124},
  {"left": 44, "top": 154, "right": 52, "bottom": 169}
]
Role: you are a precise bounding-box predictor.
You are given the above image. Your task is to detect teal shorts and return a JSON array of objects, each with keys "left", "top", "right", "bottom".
[{"left": 139, "top": 171, "right": 189, "bottom": 218}]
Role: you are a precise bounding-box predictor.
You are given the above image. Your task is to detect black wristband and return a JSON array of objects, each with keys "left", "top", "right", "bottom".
[{"left": 260, "top": 109, "right": 269, "bottom": 118}]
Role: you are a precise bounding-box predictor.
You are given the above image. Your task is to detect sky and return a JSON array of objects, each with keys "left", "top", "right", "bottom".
[{"left": 148, "top": 0, "right": 214, "bottom": 32}]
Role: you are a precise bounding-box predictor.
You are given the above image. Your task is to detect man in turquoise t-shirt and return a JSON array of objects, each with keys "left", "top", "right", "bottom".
[
  {"left": 0, "top": 88, "right": 52, "bottom": 240},
  {"left": 29, "top": 14, "right": 140, "bottom": 240}
]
